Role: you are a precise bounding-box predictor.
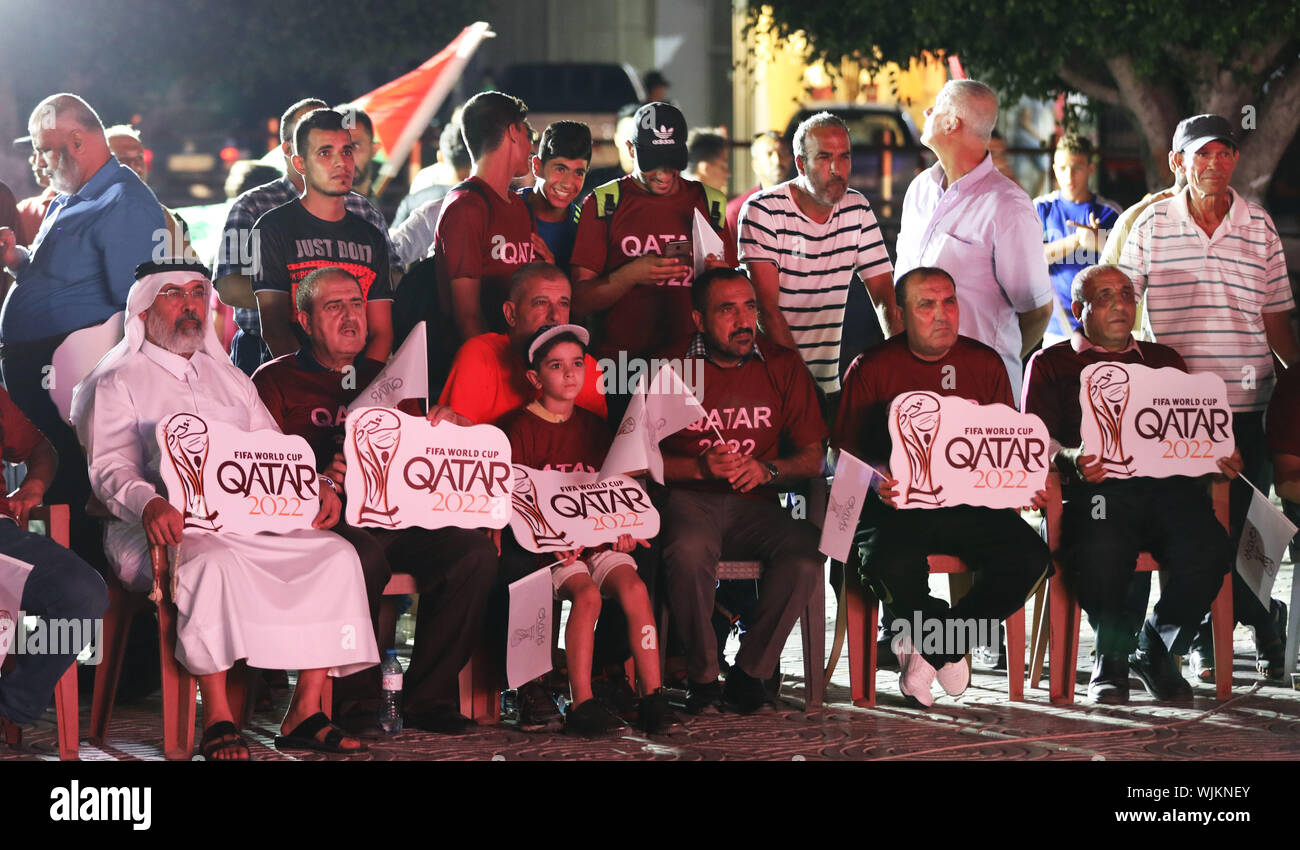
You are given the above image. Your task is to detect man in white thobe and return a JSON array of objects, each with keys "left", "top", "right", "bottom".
[{"left": 72, "top": 259, "right": 378, "bottom": 760}]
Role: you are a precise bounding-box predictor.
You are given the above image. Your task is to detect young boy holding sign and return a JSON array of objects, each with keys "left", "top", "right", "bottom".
[{"left": 499, "top": 324, "right": 681, "bottom": 735}]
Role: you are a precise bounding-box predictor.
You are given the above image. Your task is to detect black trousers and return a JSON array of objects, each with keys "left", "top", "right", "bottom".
[
  {"left": 1060, "top": 478, "right": 1229, "bottom": 656},
  {"left": 0, "top": 336, "right": 105, "bottom": 573},
  {"left": 855, "top": 499, "right": 1049, "bottom": 668},
  {"left": 332, "top": 522, "right": 498, "bottom": 716}
]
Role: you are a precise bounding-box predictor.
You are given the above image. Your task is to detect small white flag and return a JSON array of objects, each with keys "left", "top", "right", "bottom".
[
  {"left": 818, "top": 451, "right": 881, "bottom": 562},
  {"left": 600, "top": 363, "right": 705, "bottom": 484},
  {"left": 1236, "top": 484, "right": 1297, "bottom": 607},
  {"left": 691, "top": 209, "right": 726, "bottom": 280},
  {"left": 349, "top": 321, "right": 428, "bottom": 412},
  {"left": 506, "top": 568, "right": 553, "bottom": 688}
]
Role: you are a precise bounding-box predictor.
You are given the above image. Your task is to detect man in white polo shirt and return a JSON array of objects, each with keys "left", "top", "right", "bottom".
[
  {"left": 895, "top": 80, "right": 1054, "bottom": 399},
  {"left": 739, "top": 112, "right": 897, "bottom": 411},
  {"left": 1119, "top": 113, "right": 1300, "bottom": 680}
]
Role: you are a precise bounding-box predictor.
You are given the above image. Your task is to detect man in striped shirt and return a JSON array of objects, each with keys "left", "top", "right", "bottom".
[
  {"left": 739, "top": 113, "right": 897, "bottom": 410},
  {"left": 1119, "top": 113, "right": 1299, "bottom": 679}
]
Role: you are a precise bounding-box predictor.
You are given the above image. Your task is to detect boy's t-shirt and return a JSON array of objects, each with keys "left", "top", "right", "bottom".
[
  {"left": 517, "top": 186, "right": 580, "bottom": 272},
  {"left": 499, "top": 404, "right": 612, "bottom": 474},
  {"left": 1033, "top": 190, "right": 1121, "bottom": 335}
]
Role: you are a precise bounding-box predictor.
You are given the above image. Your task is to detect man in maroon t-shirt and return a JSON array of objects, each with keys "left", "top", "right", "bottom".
[
  {"left": 833, "top": 266, "right": 1049, "bottom": 707},
  {"left": 432, "top": 91, "right": 538, "bottom": 345},
  {"left": 1024, "top": 265, "right": 1239, "bottom": 702},
  {"left": 658, "top": 268, "right": 825, "bottom": 714},
  {"left": 570, "top": 102, "right": 736, "bottom": 365},
  {"left": 253, "top": 267, "right": 498, "bottom": 734}
]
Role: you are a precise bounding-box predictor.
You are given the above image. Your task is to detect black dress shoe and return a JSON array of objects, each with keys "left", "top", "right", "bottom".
[
  {"left": 723, "top": 668, "right": 774, "bottom": 714},
  {"left": 1129, "top": 648, "right": 1192, "bottom": 700},
  {"left": 405, "top": 704, "right": 475, "bottom": 734},
  {"left": 1087, "top": 653, "right": 1130, "bottom": 704}
]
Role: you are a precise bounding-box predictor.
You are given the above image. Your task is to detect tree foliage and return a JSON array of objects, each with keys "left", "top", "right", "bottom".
[{"left": 755, "top": 0, "right": 1300, "bottom": 196}]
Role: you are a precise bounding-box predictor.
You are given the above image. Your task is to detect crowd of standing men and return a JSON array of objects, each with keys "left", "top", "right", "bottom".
[{"left": 0, "top": 73, "right": 1295, "bottom": 757}]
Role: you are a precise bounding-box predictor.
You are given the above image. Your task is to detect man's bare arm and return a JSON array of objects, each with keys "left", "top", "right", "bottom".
[
  {"left": 254, "top": 290, "right": 300, "bottom": 358},
  {"left": 863, "top": 271, "right": 902, "bottom": 337},
  {"left": 214, "top": 273, "right": 259, "bottom": 309},
  {"left": 571, "top": 256, "right": 688, "bottom": 317},
  {"left": 746, "top": 261, "right": 797, "bottom": 348},
  {"left": 450, "top": 277, "right": 487, "bottom": 341},
  {"left": 364, "top": 300, "right": 394, "bottom": 362},
  {"left": 1017, "top": 303, "right": 1053, "bottom": 359},
  {"left": 1263, "top": 310, "right": 1300, "bottom": 369}
]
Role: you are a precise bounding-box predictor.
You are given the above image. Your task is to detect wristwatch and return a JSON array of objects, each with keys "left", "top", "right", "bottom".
[
  {"left": 763, "top": 462, "right": 779, "bottom": 483},
  {"left": 318, "top": 474, "right": 340, "bottom": 494}
]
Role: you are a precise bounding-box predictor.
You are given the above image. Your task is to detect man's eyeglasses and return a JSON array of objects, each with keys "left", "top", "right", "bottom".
[{"left": 157, "top": 286, "right": 208, "bottom": 302}]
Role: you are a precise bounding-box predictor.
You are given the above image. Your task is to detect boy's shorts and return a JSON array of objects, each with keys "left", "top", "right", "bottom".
[{"left": 551, "top": 548, "right": 637, "bottom": 597}]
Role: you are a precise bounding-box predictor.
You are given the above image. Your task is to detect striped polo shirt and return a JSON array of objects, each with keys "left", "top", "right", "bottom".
[
  {"left": 738, "top": 183, "right": 893, "bottom": 393},
  {"left": 1118, "top": 187, "right": 1294, "bottom": 413}
]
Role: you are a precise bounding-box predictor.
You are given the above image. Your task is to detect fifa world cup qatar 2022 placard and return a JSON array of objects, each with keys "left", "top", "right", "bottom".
[
  {"left": 155, "top": 413, "right": 320, "bottom": 534},
  {"left": 343, "top": 407, "right": 513, "bottom": 530},
  {"left": 887, "top": 391, "right": 1050, "bottom": 509},
  {"left": 1078, "top": 363, "right": 1234, "bottom": 478},
  {"left": 509, "top": 466, "right": 661, "bottom": 553}
]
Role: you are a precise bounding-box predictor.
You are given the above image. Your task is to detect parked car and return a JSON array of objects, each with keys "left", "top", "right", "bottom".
[{"left": 499, "top": 62, "right": 644, "bottom": 171}]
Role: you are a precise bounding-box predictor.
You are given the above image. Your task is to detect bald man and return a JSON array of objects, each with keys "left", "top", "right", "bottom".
[
  {"left": 895, "top": 80, "right": 1054, "bottom": 399},
  {"left": 0, "top": 93, "right": 167, "bottom": 567}
]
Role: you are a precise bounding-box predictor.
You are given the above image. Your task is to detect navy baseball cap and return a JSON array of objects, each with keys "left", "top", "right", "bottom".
[{"left": 1171, "top": 114, "right": 1237, "bottom": 154}]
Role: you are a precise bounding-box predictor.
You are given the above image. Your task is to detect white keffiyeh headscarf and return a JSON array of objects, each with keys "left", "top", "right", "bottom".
[{"left": 70, "top": 263, "right": 238, "bottom": 431}]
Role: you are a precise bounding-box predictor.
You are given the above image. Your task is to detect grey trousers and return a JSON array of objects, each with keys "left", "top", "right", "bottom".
[{"left": 660, "top": 489, "right": 823, "bottom": 683}]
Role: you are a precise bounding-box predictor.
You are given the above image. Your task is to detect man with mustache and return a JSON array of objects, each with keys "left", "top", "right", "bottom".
[
  {"left": 1119, "top": 114, "right": 1300, "bottom": 681},
  {"left": 0, "top": 93, "right": 167, "bottom": 571},
  {"left": 739, "top": 112, "right": 897, "bottom": 417},
  {"left": 1023, "top": 265, "right": 1240, "bottom": 702},
  {"left": 896, "top": 80, "right": 1054, "bottom": 399},
  {"left": 252, "top": 109, "right": 393, "bottom": 365},
  {"left": 73, "top": 260, "right": 378, "bottom": 759},
  {"left": 832, "top": 266, "right": 1050, "bottom": 706},
  {"left": 657, "top": 267, "right": 826, "bottom": 714},
  {"left": 253, "top": 266, "right": 498, "bottom": 734}
]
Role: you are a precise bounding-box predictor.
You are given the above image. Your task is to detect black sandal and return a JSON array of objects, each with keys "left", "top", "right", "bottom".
[
  {"left": 274, "top": 712, "right": 367, "bottom": 754},
  {"left": 199, "top": 720, "right": 251, "bottom": 761}
]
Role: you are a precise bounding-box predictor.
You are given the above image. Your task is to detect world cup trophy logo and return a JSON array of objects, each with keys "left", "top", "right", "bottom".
[
  {"left": 352, "top": 409, "right": 402, "bottom": 527},
  {"left": 1086, "top": 365, "right": 1134, "bottom": 477},
  {"left": 895, "top": 392, "right": 945, "bottom": 506},
  {"left": 163, "top": 413, "right": 221, "bottom": 531},
  {"left": 510, "top": 467, "right": 572, "bottom": 549}
]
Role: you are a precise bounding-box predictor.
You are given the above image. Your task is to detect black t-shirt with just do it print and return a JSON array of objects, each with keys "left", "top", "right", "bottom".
[{"left": 252, "top": 199, "right": 393, "bottom": 321}]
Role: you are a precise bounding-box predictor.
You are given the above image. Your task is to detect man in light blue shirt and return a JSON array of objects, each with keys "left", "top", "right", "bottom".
[{"left": 0, "top": 93, "right": 166, "bottom": 568}]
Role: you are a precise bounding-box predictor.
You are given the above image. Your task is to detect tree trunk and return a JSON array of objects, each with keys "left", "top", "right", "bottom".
[
  {"left": 1232, "top": 60, "right": 1300, "bottom": 204},
  {"left": 1106, "top": 55, "right": 1181, "bottom": 192}
]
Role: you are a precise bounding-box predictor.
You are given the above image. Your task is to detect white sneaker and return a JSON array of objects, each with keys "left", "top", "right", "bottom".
[
  {"left": 936, "top": 657, "right": 971, "bottom": 696},
  {"left": 896, "top": 639, "right": 936, "bottom": 707}
]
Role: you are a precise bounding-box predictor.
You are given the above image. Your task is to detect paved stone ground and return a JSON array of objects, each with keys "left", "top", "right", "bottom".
[{"left": 3, "top": 542, "right": 1296, "bottom": 762}]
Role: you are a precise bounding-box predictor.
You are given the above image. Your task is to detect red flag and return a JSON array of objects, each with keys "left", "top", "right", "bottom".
[{"left": 353, "top": 21, "right": 494, "bottom": 182}]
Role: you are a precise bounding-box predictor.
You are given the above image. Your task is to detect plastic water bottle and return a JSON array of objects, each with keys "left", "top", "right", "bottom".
[{"left": 380, "top": 650, "right": 404, "bottom": 735}]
